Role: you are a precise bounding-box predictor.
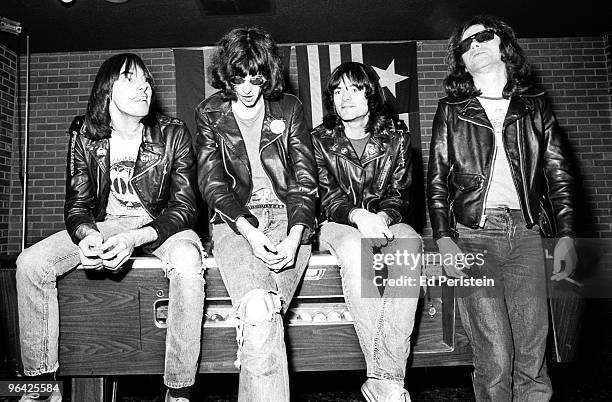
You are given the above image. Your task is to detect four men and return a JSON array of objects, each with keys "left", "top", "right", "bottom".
[{"left": 14, "top": 18, "right": 577, "bottom": 402}]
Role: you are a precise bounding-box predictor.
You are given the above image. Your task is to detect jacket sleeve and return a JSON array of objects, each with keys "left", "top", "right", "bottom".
[
  {"left": 64, "top": 118, "right": 99, "bottom": 245},
  {"left": 195, "top": 107, "right": 256, "bottom": 234},
  {"left": 540, "top": 97, "right": 576, "bottom": 237},
  {"left": 313, "top": 135, "right": 357, "bottom": 225},
  {"left": 142, "top": 124, "right": 199, "bottom": 253},
  {"left": 427, "top": 102, "right": 453, "bottom": 240},
  {"left": 285, "top": 100, "right": 318, "bottom": 242},
  {"left": 376, "top": 130, "right": 412, "bottom": 225}
]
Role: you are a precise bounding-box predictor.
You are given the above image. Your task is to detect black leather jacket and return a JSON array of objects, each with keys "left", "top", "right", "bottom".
[
  {"left": 427, "top": 89, "right": 575, "bottom": 240},
  {"left": 312, "top": 120, "right": 412, "bottom": 225},
  {"left": 195, "top": 92, "right": 317, "bottom": 242},
  {"left": 64, "top": 115, "right": 198, "bottom": 252}
]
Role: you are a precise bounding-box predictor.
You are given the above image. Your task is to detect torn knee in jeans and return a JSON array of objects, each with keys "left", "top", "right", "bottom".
[
  {"left": 163, "top": 239, "right": 206, "bottom": 277},
  {"left": 232, "top": 289, "right": 284, "bottom": 371}
]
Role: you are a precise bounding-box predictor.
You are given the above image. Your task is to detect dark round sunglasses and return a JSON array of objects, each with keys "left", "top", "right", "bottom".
[
  {"left": 230, "top": 75, "right": 267, "bottom": 86},
  {"left": 457, "top": 29, "right": 496, "bottom": 54}
]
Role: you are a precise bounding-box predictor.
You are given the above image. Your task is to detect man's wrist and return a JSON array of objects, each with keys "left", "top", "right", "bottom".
[{"left": 349, "top": 208, "right": 367, "bottom": 224}]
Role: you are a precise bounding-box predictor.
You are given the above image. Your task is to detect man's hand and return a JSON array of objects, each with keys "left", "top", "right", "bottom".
[
  {"left": 78, "top": 230, "right": 104, "bottom": 270},
  {"left": 236, "top": 217, "right": 285, "bottom": 265},
  {"left": 551, "top": 237, "right": 577, "bottom": 281},
  {"left": 351, "top": 209, "right": 393, "bottom": 247},
  {"left": 436, "top": 237, "right": 468, "bottom": 278},
  {"left": 268, "top": 225, "right": 304, "bottom": 272},
  {"left": 99, "top": 232, "right": 138, "bottom": 271}
]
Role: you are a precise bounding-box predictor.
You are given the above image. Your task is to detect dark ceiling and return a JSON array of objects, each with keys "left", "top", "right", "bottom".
[{"left": 1, "top": 0, "right": 610, "bottom": 54}]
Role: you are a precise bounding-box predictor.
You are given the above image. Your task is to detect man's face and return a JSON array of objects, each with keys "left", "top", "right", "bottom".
[
  {"left": 109, "top": 63, "right": 151, "bottom": 118},
  {"left": 460, "top": 24, "right": 504, "bottom": 75},
  {"left": 232, "top": 74, "right": 265, "bottom": 108},
  {"left": 333, "top": 76, "right": 369, "bottom": 124}
]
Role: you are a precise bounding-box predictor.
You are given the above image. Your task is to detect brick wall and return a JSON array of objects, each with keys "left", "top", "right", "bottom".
[
  {"left": 0, "top": 44, "right": 17, "bottom": 253},
  {"left": 5, "top": 36, "right": 612, "bottom": 252}
]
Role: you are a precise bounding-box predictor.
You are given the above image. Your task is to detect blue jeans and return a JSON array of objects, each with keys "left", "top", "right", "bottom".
[
  {"left": 212, "top": 207, "right": 311, "bottom": 402},
  {"left": 16, "top": 215, "right": 206, "bottom": 389},
  {"left": 455, "top": 208, "right": 552, "bottom": 402},
  {"left": 319, "top": 221, "right": 421, "bottom": 385}
]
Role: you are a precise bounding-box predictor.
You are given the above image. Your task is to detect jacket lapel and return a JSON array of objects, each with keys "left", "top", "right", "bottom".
[
  {"left": 133, "top": 124, "right": 164, "bottom": 178},
  {"left": 458, "top": 97, "right": 494, "bottom": 131},
  {"left": 260, "top": 100, "right": 286, "bottom": 152},
  {"left": 86, "top": 138, "right": 110, "bottom": 174},
  {"left": 326, "top": 127, "right": 362, "bottom": 166},
  {"left": 360, "top": 133, "right": 388, "bottom": 165},
  {"left": 212, "top": 102, "right": 250, "bottom": 167},
  {"left": 504, "top": 95, "right": 533, "bottom": 130}
]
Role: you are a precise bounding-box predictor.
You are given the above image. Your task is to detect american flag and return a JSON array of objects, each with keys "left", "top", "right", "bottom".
[{"left": 173, "top": 41, "right": 419, "bottom": 133}]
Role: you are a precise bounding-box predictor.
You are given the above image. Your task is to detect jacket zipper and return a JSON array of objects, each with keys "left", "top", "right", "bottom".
[
  {"left": 157, "top": 162, "right": 168, "bottom": 199},
  {"left": 459, "top": 115, "right": 495, "bottom": 227},
  {"left": 516, "top": 124, "right": 533, "bottom": 222}
]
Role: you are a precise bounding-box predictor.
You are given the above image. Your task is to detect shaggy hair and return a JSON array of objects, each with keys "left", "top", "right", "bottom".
[
  {"left": 443, "top": 15, "right": 533, "bottom": 98},
  {"left": 322, "top": 61, "right": 392, "bottom": 134},
  {"left": 84, "top": 53, "right": 155, "bottom": 140},
  {"left": 209, "top": 26, "right": 284, "bottom": 101}
]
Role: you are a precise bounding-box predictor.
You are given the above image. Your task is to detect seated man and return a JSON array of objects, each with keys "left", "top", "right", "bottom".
[
  {"left": 16, "top": 53, "right": 205, "bottom": 402},
  {"left": 312, "top": 61, "right": 422, "bottom": 402},
  {"left": 195, "top": 26, "right": 317, "bottom": 402}
]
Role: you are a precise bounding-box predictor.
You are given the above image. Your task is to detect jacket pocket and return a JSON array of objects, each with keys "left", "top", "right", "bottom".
[{"left": 451, "top": 172, "right": 483, "bottom": 192}]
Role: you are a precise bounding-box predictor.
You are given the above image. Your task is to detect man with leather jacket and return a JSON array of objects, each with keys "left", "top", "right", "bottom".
[
  {"left": 427, "top": 15, "right": 577, "bottom": 401},
  {"left": 313, "top": 62, "right": 421, "bottom": 402},
  {"left": 16, "top": 53, "right": 205, "bottom": 402},
  {"left": 195, "top": 26, "right": 317, "bottom": 402}
]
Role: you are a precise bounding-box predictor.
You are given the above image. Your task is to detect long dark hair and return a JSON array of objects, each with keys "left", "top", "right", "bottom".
[
  {"left": 209, "top": 26, "right": 284, "bottom": 101},
  {"left": 322, "top": 61, "right": 391, "bottom": 133},
  {"left": 84, "top": 53, "right": 155, "bottom": 140},
  {"left": 443, "top": 15, "right": 533, "bottom": 98}
]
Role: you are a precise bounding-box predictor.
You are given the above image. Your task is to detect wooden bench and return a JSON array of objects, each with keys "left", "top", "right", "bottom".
[{"left": 0, "top": 244, "right": 581, "bottom": 401}]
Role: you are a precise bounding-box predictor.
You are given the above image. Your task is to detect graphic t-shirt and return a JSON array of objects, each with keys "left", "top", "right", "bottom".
[
  {"left": 479, "top": 97, "right": 521, "bottom": 210},
  {"left": 106, "top": 134, "right": 149, "bottom": 217}
]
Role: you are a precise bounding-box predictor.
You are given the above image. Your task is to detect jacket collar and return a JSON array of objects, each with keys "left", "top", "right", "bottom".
[
  {"left": 457, "top": 95, "right": 534, "bottom": 131},
  {"left": 207, "top": 96, "right": 288, "bottom": 162},
  {"left": 320, "top": 124, "right": 391, "bottom": 166},
  {"left": 84, "top": 119, "right": 165, "bottom": 175}
]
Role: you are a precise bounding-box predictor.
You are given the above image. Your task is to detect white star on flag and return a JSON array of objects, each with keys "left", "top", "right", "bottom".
[{"left": 371, "top": 60, "right": 409, "bottom": 98}]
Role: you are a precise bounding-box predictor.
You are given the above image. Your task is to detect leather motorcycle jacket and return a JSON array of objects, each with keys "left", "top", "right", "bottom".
[
  {"left": 195, "top": 92, "right": 317, "bottom": 242},
  {"left": 312, "top": 119, "right": 412, "bottom": 226},
  {"left": 427, "top": 89, "right": 575, "bottom": 240},
  {"left": 64, "top": 115, "right": 198, "bottom": 252}
]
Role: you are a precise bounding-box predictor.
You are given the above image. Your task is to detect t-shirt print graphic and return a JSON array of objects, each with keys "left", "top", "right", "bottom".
[{"left": 109, "top": 159, "right": 143, "bottom": 211}]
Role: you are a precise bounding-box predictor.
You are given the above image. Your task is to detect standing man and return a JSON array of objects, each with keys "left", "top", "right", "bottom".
[
  {"left": 16, "top": 53, "right": 205, "bottom": 402},
  {"left": 195, "top": 26, "right": 317, "bottom": 402},
  {"left": 313, "top": 62, "right": 421, "bottom": 402},
  {"left": 427, "top": 15, "right": 577, "bottom": 401}
]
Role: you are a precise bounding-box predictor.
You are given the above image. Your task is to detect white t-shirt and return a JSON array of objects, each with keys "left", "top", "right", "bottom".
[
  {"left": 479, "top": 97, "right": 521, "bottom": 210},
  {"left": 106, "top": 134, "right": 150, "bottom": 217}
]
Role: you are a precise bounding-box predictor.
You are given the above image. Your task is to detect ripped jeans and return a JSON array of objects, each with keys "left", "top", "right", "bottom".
[
  {"left": 16, "top": 215, "right": 206, "bottom": 389},
  {"left": 212, "top": 207, "right": 311, "bottom": 402}
]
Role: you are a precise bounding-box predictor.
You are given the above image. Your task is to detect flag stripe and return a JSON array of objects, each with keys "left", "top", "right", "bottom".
[
  {"left": 350, "top": 44, "right": 363, "bottom": 63},
  {"left": 340, "top": 44, "right": 352, "bottom": 64},
  {"left": 295, "top": 45, "right": 313, "bottom": 128},
  {"left": 328, "top": 44, "right": 342, "bottom": 74},
  {"left": 307, "top": 45, "right": 323, "bottom": 128}
]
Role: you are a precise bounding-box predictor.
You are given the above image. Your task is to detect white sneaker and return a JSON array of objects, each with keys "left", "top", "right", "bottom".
[
  {"left": 361, "top": 378, "right": 411, "bottom": 402},
  {"left": 18, "top": 389, "right": 62, "bottom": 402},
  {"left": 165, "top": 389, "right": 190, "bottom": 402}
]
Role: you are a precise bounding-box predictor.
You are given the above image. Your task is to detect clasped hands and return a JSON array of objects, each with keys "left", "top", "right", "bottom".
[
  {"left": 78, "top": 230, "right": 137, "bottom": 271},
  {"left": 237, "top": 218, "right": 303, "bottom": 272}
]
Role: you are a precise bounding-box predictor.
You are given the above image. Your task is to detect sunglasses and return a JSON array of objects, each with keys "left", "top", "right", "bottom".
[
  {"left": 457, "top": 29, "right": 496, "bottom": 54},
  {"left": 230, "top": 75, "right": 267, "bottom": 86}
]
